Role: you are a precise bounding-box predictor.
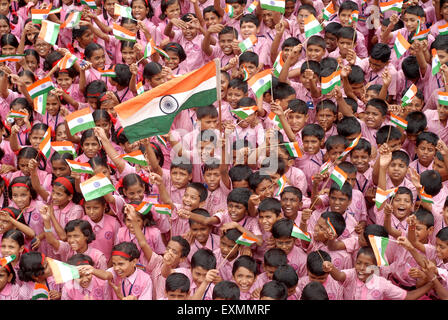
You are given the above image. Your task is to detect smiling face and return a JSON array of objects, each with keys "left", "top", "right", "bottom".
[
  {"left": 1, "top": 237, "right": 23, "bottom": 259},
  {"left": 274, "top": 236, "right": 295, "bottom": 255},
  {"left": 181, "top": 186, "right": 201, "bottom": 211},
  {"left": 67, "top": 227, "right": 89, "bottom": 253},
  {"left": 391, "top": 193, "right": 413, "bottom": 221},
  {"left": 258, "top": 210, "right": 278, "bottom": 232},
  {"left": 112, "top": 255, "right": 137, "bottom": 279},
  {"left": 190, "top": 222, "right": 211, "bottom": 245},
  {"left": 123, "top": 183, "right": 145, "bottom": 202},
  {"left": 51, "top": 185, "right": 72, "bottom": 208},
  {"left": 82, "top": 136, "right": 101, "bottom": 159},
  {"left": 281, "top": 192, "right": 302, "bottom": 220},
  {"left": 233, "top": 266, "right": 256, "bottom": 292},
  {"left": 29, "top": 129, "right": 46, "bottom": 150},
  {"left": 227, "top": 201, "right": 247, "bottom": 222},
  {"left": 302, "top": 135, "right": 321, "bottom": 155},
  {"left": 364, "top": 105, "right": 385, "bottom": 129},
  {"left": 350, "top": 149, "right": 370, "bottom": 174},
  {"left": 11, "top": 186, "right": 31, "bottom": 210},
  {"left": 51, "top": 159, "right": 71, "bottom": 178},
  {"left": 355, "top": 253, "right": 376, "bottom": 282}
]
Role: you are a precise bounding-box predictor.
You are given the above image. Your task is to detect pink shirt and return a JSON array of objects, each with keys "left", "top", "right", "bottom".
[
  {"left": 0, "top": 283, "right": 20, "bottom": 300},
  {"left": 186, "top": 233, "right": 221, "bottom": 265},
  {"left": 359, "top": 58, "right": 398, "bottom": 98},
  {"left": 306, "top": 238, "right": 353, "bottom": 270},
  {"left": 213, "top": 210, "right": 262, "bottom": 237},
  {"left": 424, "top": 109, "right": 448, "bottom": 143},
  {"left": 297, "top": 275, "right": 344, "bottom": 300},
  {"left": 107, "top": 267, "right": 153, "bottom": 300},
  {"left": 286, "top": 245, "right": 307, "bottom": 277},
  {"left": 340, "top": 269, "right": 407, "bottom": 300},
  {"left": 55, "top": 241, "right": 107, "bottom": 270},
  {"left": 82, "top": 214, "right": 121, "bottom": 261},
  {"left": 52, "top": 201, "right": 84, "bottom": 229},
  {"left": 172, "top": 30, "right": 205, "bottom": 73},
  {"left": 17, "top": 276, "right": 61, "bottom": 300},
  {"left": 295, "top": 150, "right": 325, "bottom": 194},
  {"left": 214, "top": 247, "right": 236, "bottom": 282},
  {"left": 61, "top": 276, "right": 111, "bottom": 300},
  {"left": 228, "top": 123, "right": 265, "bottom": 149},
  {"left": 205, "top": 182, "right": 231, "bottom": 216}
]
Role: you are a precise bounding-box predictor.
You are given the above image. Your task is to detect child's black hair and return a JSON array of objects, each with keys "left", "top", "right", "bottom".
[
  {"left": 391, "top": 150, "right": 410, "bottom": 167},
  {"left": 170, "top": 156, "right": 193, "bottom": 174},
  {"left": 248, "top": 171, "right": 272, "bottom": 192},
  {"left": 281, "top": 37, "right": 301, "bottom": 50},
  {"left": 187, "top": 182, "right": 208, "bottom": 202},
  {"left": 272, "top": 218, "right": 293, "bottom": 239},
  {"left": 370, "top": 43, "right": 391, "bottom": 62},
  {"left": 347, "top": 65, "right": 364, "bottom": 84},
  {"left": 273, "top": 264, "right": 298, "bottom": 289},
  {"left": 413, "top": 207, "right": 434, "bottom": 228},
  {"left": 404, "top": 5, "right": 425, "bottom": 18},
  {"left": 366, "top": 98, "right": 388, "bottom": 116},
  {"left": 171, "top": 236, "right": 191, "bottom": 258},
  {"left": 273, "top": 82, "right": 295, "bottom": 101},
  {"left": 325, "top": 135, "right": 349, "bottom": 153},
  {"left": 163, "top": 42, "right": 186, "bottom": 62},
  {"left": 258, "top": 197, "right": 282, "bottom": 215},
  {"left": 112, "top": 63, "right": 132, "bottom": 87},
  {"left": 191, "top": 248, "right": 216, "bottom": 270},
  {"left": 228, "top": 78, "right": 248, "bottom": 94},
  {"left": 406, "top": 111, "right": 427, "bottom": 135},
  {"left": 420, "top": 170, "right": 442, "bottom": 197},
  {"left": 307, "top": 250, "right": 331, "bottom": 276},
  {"left": 337, "top": 26, "right": 356, "bottom": 42},
  {"left": 227, "top": 187, "right": 252, "bottom": 209},
  {"left": 232, "top": 255, "right": 257, "bottom": 276},
  {"left": 229, "top": 165, "right": 252, "bottom": 183},
  {"left": 302, "top": 123, "right": 325, "bottom": 141},
  {"left": 188, "top": 208, "right": 210, "bottom": 226},
  {"left": 260, "top": 280, "right": 288, "bottom": 300},
  {"left": 67, "top": 253, "right": 94, "bottom": 266},
  {"left": 263, "top": 248, "right": 287, "bottom": 268},
  {"left": 321, "top": 211, "right": 346, "bottom": 237},
  {"left": 329, "top": 181, "right": 352, "bottom": 200},
  {"left": 287, "top": 99, "right": 308, "bottom": 115},
  {"left": 337, "top": 117, "right": 362, "bottom": 138},
  {"left": 9, "top": 176, "right": 37, "bottom": 201},
  {"left": 375, "top": 125, "right": 402, "bottom": 145},
  {"left": 416, "top": 131, "right": 439, "bottom": 147},
  {"left": 325, "top": 22, "right": 342, "bottom": 36},
  {"left": 280, "top": 186, "right": 302, "bottom": 202},
  {"left": 402, "top": 56, "right": 420, "bottom": 80},
  {"left": 301, "top": 281, "right": 329, "bottom": 300},
  {"left": 351, "top": 138, "right": 371, "bottom": 156},
  {"left": 436, "top": 227, "right": 448, "bottom": 242},
  {"left": 239, "top": 14, "right": 259, "bottom": 27},
  {"left": 300, "top": 60, "right": 320, "bottom": 76},
  {"left": 212, "top": 280, "right": 240, "bottom": 300},
  {"left": 112, "top": 241, "right": 140, "bottom": 261},
  {"left": 165, "top": 272, "right": 190, "bottom": 293},
  {"left": 307, "top": 35, "right": 326, "bottom": 51},
  {"left": 18, "top": 251, "right": 46, "bottom": 282},
  {"left": 239, "top": 51, "right": 259, "bottom": 68},
  {"left": 65, "top": 219, "right": 96, "bottom": 243},
  {"left": 297, "top": 4, "right": 316, "bottom": 16}
]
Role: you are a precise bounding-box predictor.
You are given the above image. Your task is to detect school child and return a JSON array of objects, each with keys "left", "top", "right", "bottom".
[
  {"left": 163, "top": 272, "right": 191, "bottom": 300},
  {"left": 0, "top": 252, "right": 19, "bottom": 299},
  {"left": 161, "top": 42, "right": 187, "bottom": 76},
  {"left": 61, "top": 254, "right": 111, "bottom": 300},
  {"left": 253, "top": 198, "right": 281, "bottom": 262},
  {"left": 322, "top": 246, "right": 435, "bottom": 300},
  {"left": 202, "top": 25, "right": 237, "bottom": 68},
  {"left": 0, "top": 206, "right": 35, "bottom": 243},
  {"left": 300, "top": 281, "right": 329, "bottom": 300},
  {"left": 17, "top": 251, "right": 61, "bottom": 300},
  {"left": 410, "top": 132, "right": 439, "bottom": 173},
  {"left": 350, "top": 138, "right": 374, "bottom": 196},
  {"left": 402, "top": 111, "right": 427, "bottom": 161},
  {"left": 213, "top": 0, "right": 246, "bottom": 32},
  {"left": 323, "top": 22, "right": 341, "bottom": 54},
  {"left": 213, "top": 228, "right": 243, "bottom": 281},
  {"left": 212, "top": 280, "right": 240, "bottom": 299},
  {"left": 271, "top": 264, "right": 298, "bottom": 299},
  {"left": 0, "top": 229, "right": 26, "bottom": 279},
  {"left": 328, "top": 27, "right": 362, "bottom": 66},
  {"left": 202, "top": 160, "right": 231, "bottom": 215},
  {"left": 259, "top": 280, "right": 288, "bottom": 300},
  {"left": 231, "top": 254, "right": 259, "bottom": 300}
]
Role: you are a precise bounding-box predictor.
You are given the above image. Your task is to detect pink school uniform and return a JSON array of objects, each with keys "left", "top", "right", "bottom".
[
  {"left": 308, "top": 208, "right": 358, "bottom": 241},
  {"left": 172, "top": 30, "right": 205, "bottom": 72},
  {"left": 61, "top": 276, "right": 111, "bottom": 300},
  {"left": 212, "top": 210, "right": 262, "bottom": 237},
  {"left": 0, "top": 139, "right": 15, "bottom": 167},
  {"left": 228, "top": 123, "right": 265, "bottom": 149},
  {"left": 354, "top": 167, "right": 373, "bottom": 195},
  {"left": 52, "top": 201, "right": 84, "bottom": 229},
  {"left": 107, "top": 267, "right": 153, "bottom": 300},
  {"left": 287, "top": 245, "right": 307, "bottom": 277},
  {"left": 0, "top": 283, "right": 20, "bottom": 300},
  {"left": 205, "top": 44, "right": 236, "bottom": 69},
  {"left": 424, "top": 109, "right": 448, "bottom": 143},
  {"left": 17, "top": 277, "right": 61, "bottom": 300},
  {"left": 340, "top": 269, "right": 407, "bottom": 300},
  {"left": 306, "top": 238, "right": 353, "bottom": 270},
  {"left": 283, "top": 167, "right": 308, "bottom": 197},
  {"left": 186, "top": 233, "right": 221, "bottom": 264},
  {"left": 214, "top": 247, "right": 235, "bottom": 281},
  {"left": 295, "top": 150, "right": 325, "bottom": 194},
  {"left": 54, "top": 241, "right": 108, "bottom": 270},
  {"left": 297, "top": 275, "right": 344, "bottom": 300},
  {"left": 170, "top": 203, "right": 192, "bottom": 237},
  {"left": 359, "top": 58, "right": 398, "bottom": 98},
  {"left": 205, "top": 181, "right": 231, "bottom": 216},
  {"left": 82, "top": 213, "right": 121, "bottom": 262},
  {"left": 318, "top": 189, "right": 367, "bottom": 223}
]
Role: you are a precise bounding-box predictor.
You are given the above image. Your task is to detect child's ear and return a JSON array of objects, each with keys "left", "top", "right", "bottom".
[
  {"left": 320, "top": 139, "right": 325, "bottom": 149},
  {"left": 428, "top": 226, "right": 434, "bottom": 235}
]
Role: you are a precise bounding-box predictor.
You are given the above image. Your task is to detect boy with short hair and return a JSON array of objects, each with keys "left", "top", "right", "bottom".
[
  {"left": 214, "top": 0, "right": 247, "bottom": 31},
  {"left": 202, "top": 25, "right": 238, "bottom": 69},
  {"left": 236, "top": 14, "right": 270, "bottom": 67},
  {"left": 410, "top": 132, "right": 439, "bottom": 173}
]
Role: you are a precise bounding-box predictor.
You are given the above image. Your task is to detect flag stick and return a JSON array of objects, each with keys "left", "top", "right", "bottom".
[
  {"left": 310, "top": 173, "right": 333, "bottom": 210},
  {"left": 215, "top": 58, "right": 223, "bottom": 133},
  {"left": 217, "top": 243, "right": 239, "bottom": 270},
  {"left": 351, "top": 26, "right": 357, "bottom": 48},
  {"left": 317, "top": 250, "right": 325, "bottom": 263},
  {"left": 385, "top": 124, "right": 392, "bottom": 144}
]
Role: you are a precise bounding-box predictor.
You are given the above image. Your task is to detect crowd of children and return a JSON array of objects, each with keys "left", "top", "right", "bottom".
[{"left": 1, "top": 0, "right": 448, "bottom": 301}]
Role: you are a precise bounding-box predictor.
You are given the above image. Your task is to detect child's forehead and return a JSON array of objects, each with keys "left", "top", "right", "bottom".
[
  {"left": 403, "top": 12, "right": 421, "bottom": 19},
  {"left": 240, "top": 61, "right": 257, "bottom": 68},
  {"left": 240, "top": 21, "right": 257, "bottom": 28},
  {"left": 390, "top": 158, "right": 407, "bottom": 166},
  {"left": 339, "top": 9, "right": 353, "bottom": 15},
  {"left": 259, "top": 209, "right": 278, "bottom": 216},
  {"left": 351, "top": 149, "right": 369, "bottom": 156},
  {"left": 307, "top": 44, "right": 325, "bottom": 51},
  {"left": 185, "top": 186, "right": 200, "bottom": 195},
  {"left": 330, "top": 189, "right": 349, "bottom": 199}
]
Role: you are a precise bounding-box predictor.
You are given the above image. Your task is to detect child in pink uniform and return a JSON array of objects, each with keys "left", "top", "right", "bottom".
[
  {"left": 61, "top": 253, "right": 111, "bottom": 300},
  {"left": 0, "top": 207, "right": 36, "bottom": 245},
  {"left": 231, "top": 254, "right": 260, "bottom": 300},
  {"left": 323, "top": 246, "right": 435, "bottom": 300},
  {"left": 0, "top": 258, "right": 20, "bottom": 300},
  {"left": 82, "top": 197, "right": 121, "bottom": 263},
  {"left": 253, "top": 248, "right": 288, "bottom": 291},
  {"left": 213, "top": 228, "right": 242, "bottom": 281},
  {"left": 253, "top": 198, "right": 281, "bottom": 263},
  {"left": 203, "top": 160, "right": 231, "bottom": 216}
]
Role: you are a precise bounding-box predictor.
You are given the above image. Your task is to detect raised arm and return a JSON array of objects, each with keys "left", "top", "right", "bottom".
[
  {"left": 0, "top": 210, "right": 35, "bottom": 239},
  {"left": 322, "top": 261, "right": 347, "bottom": 283}
]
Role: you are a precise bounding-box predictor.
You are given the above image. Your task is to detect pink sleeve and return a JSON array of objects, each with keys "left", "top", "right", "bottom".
[{"left": 381, "top": 278, "right": 407, "bottom": 300}]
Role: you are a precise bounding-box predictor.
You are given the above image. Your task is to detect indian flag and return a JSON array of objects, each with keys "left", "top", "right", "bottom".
[
  {"left": 39, "top": 127, "right": 51, "bottom": 159},
  {"left": 322, "top": 2, "right": 335, "bottom": 20},
  {"left": 393, "top": 32, "right": 410, "bottom": 58},
  {"left": 80, "top": 173, "right": 116, "bottom": 201},
  {"left": 337, "top": 133, "right": 361, "bottom": 160},
  {"left": 51, "top": 141, "right": 77, "bottom": 157},
  {"left": 32, "top": 283, "right": 49, "bottom": 300},
  {"left": 320, "top": 160, "right": 331, "bottom": 174},
  {"left": 321, "top": 69, "right": 341, "bottom": 95},
  {"left": 248, "top": 68, "right": 272, "bottom": 98},
  {"left": 284, "top": 141, "right": 302, "bottom": 158},
  {"left": 375, "top": 187, "right": 397, "bottom": 209},
  {"left": 268, "top": 112, "right": 283, "bottom": 129},
  {"left": 60, "top": 11, "right": 81, "bottom": 28},
  {"left": 155, "top": 46, "right": 170, "bottom": 60},
  {"left": 31, "top": 7, "right": 51, "bottom": 24},
  {"left": 136, "top": 82, "right": 144, "bottom": 95},
  {"left": 154, "top": 204, "right": 172, "bottom": 216},
  {"left": 47, "top": 257, "right": 80, "bottom": 284},
  {"left": 136, "top": 201, "right": 152, "bottom": 215},
  {"left": 143, "top": 39, "right": 156, "bottom": 59},
  {"left": 330, "top": 166, "right": 347, "bottom": 189},
  {"left": 350, "top": 10, "right": 359, "bottom": 24},
  {"left": 98, "top": 68, "right": 116, "bottom": 77},
  {"left": 272, "top": 51, "right": 284, "bottom": 77},
  {"left": 412, "top": 29, "right": 430, "bottom": 41},
  {"left": 8, "top": 110, "right": 27, "bottom": 118},
  {"left": 275, "top": 175, "right": 287, "bottom": 196},
  {"left": 49, "top": 7, "right": 61, "bottom": 14},
  {"left": 81, "top": 0, "right": 97, "bottom": 9},
  {"left": 235, "top": 233, "right": 258, "bottom": 246},
  {"left": 401, "top": 84, "right": 417, "bottom": 106},
  {"left": 156, "top": 135, "right": 168, "bottom": 148},
  {"left": 291, "top": 224, "right": 311, "bottom": 242},
  {"left": 114, "top": 3, "right": 133, "bottom": 19},
  {"left": 390, "top": 113, "right": 407, "bottom": 129},
  {"left": 225, "top": 4, "right": 234, "bottom": 18},
  {"left": 260, "top": 0, "right": 285, "bottom": 13},
  {"left": 65, "top": 159, "right": 94, "bottom": 174},
  {"left": 230, "top": 105, "right": 257, "bottom": 119},
  {"left": 247, "top": 0, "right": 258, "bottom": 13},
  {"left": 242, "top": 65, "right": 250, "bottom": 81},
  {"left": 368, "top": 235, "right": 390, "bottom": 266},
  {"left": 65, "top": 107, "right": 95, "bottom": 135},
  {"left": 379, "top": 0, "right": 403, "bottom": 13},
  {"left": 420, "top": 188, "right": 434, "bottom": 204},
  {"left": 33, "top": 93, "right": 47, "bottom": 115},
  {"left": 438, "top": 23, "right": 448, "bottom": 36},
  {"left": 432, "top": 48, "right": 441, "bottom": 76},
  {"left": 26, "top": 76, "right": 54, "bottom": 99},
  {"left": 239, "top": 35, "right": 257, "bottom": 53},
  {"left": 304, "top": 14, "right": 322, "bottom": 38},
  {"left": 114, "top": 60, "right": 218, "bottom": 143},
  {"left": 38, "top": 20, "right": 60, "bottom": 45},
  {"left": 57, "top": 53, "right": 78, "bottom": 70},
  {"left": 438, "top": 91, "right": 448, "bottom": 106},
  {"left": 0, "top": 255, "right": 15, "bottom": 267},
  {"left": 326, "top": 218, "right": 337, "bottom": 236},
  {"left": 113, "top": 23, "right": 136, "bottom": 42},
  {"left": 119, "top": 150, "right": 148, "bottom": 166},
  {"left": 0, "top": 54, "right": 25, "bottom": 62}
]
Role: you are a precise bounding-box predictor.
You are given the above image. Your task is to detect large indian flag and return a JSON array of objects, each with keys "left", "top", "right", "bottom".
[
  {"left": 65, "top": 107, "right": 95, "bottom": 135},
  {"left": 80, "top": 173, "right": 116, "bottom": 201},
  {"left": 38, "top": 20, "right": 60, "bottom": 45},
  {"left": 379, "top": 0, "right": 403, "bottom": 13},
  {"left": 260, "top": 0, "right": 285, "bottom": 13},
  {"left": 47, "top": 257, "right": 80, "bottom": 284},
  {"left": 114, "top": 60, "right": 219, "bottom": 143},
  {"left": 304, "top": 14, "right": 322, "bottom": 38},
  {"left": 248, "top": 69, "right": 272, "bottom": 98}
]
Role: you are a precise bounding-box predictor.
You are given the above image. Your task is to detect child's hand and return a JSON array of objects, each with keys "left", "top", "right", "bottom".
[
  {"left": 51, "top": 88, "right": 64, "bottom": 97},
  {"left": 408, "top": 167, "right": 422, "bottom": 190},
  {"left": 437, "top": 140, "right": 448, "bottom": 156},
  {"left": 303, "top": 69, "right": 314, "bottom": 81},
  {"left": 266, "top": 236, "right": 276, "bottom": 249},
  {"left": 70, "top": 171, "right": 82, "bottom": 181},
  {"left": 77, "top": 265, "right": 94, "bottom": 276},
  {"left": 205, "top": 269, "right": 219, "bottom": 283},
  {"left": 270, "top": 102, "right": 284, "bottom": 117},
  {"left": 207, "top": 23, "right": 224, "bottom": 34},
  {"left": 170, "top": 18, "right": 187, "bottom": 30},
  {"left": 383, "top": 202, "right": 393, "bottom": 216},
  {"left": 80, "top": 61, "right": 92, "bottom": 71},
  {"left": 274, "top": 20, "right": 286, "bottom": 34},
  {"left": 381, "top": 69, "right": 392, "bottom": 87},
  {"left": 39, "top": 205, "right": 51, "bottom": 221},
  {"left": 31, "top": 237, "right": 41, "bottom": 250},
  {"left": 285, "top": 44, "right": 302, "bottom": 65},
  {"left": 378, "top": 144, "right": 392, "bottom": 167},
  {"left": 182, "top": 230, "right": 195, "bottom": 244},
  {"left": 148, "top": 172, "right": 163, "bottom": 186},
  {"left": 105, "top": 91, "right": 120, "bottom": 105},
  {"left": 251, "top": 287, "right": 262, "bottom": 300},
  {"left": 59, "top": 106, "right": 70, "bottom": 117},
  {"left": 108, "top": 280, "right": 125, "bottom": 300},
  {"left": 49, "top": 290, "right": 61, "bottom": 300},
  {"left": 10, "top": 124, "right": 20, "bottom": 136},
  {"left": 123, "top": 204, "right": 139, "bottom": 222},
  {"left": 397, "top": 236, "right": 414, "bottom": 250},
  {"left": 408, "top": 267, "right": 426, "bottom": 279},
  {"left": 322, "top": 261, "right": 334, "bottom": 273},
  {"left": 407, "top": 214, "right": 417, "bottom": 228},
  {"left": 249, "top": 194, "right": 261, "bottom": 207},
  {"left": 389, "top": 13, "right": 399, "bottom": 26},
  {"left": 93, "top": 126, "right": 108, "bottom": 141},
  {"left": 177, "top": 208, "right": 192, "bottom": 220},
  {"left": 331, "top": 86, "right": 343, "bottom": 101},
  {"left": 301, "top": 208, "right": 312, "bottom": 224},
  {"left": 221, "top": 221, "right": 239, "bottom": 234},
  {"left": 346, "top": 49, "right": 357, "bottom": 66},
  {"left": 28, "top": 158, "right": 38, "bottom": 173},
  {"left": 163, "top": 250, "right": 177, "bottom": 267},
  {"left": 129, "top": 63, "right": 138, "bottom": 75},
  {"left": 355, "top": 221, "right": 366, "bottom": 234}
]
